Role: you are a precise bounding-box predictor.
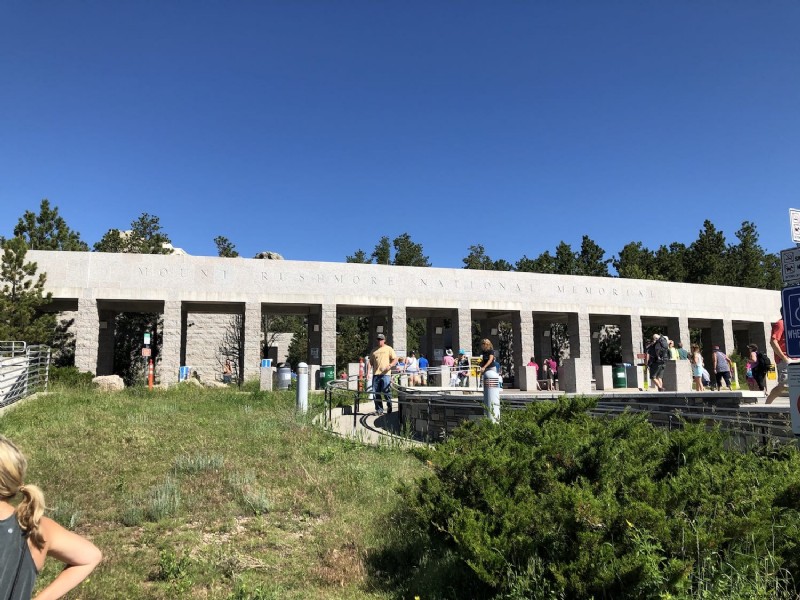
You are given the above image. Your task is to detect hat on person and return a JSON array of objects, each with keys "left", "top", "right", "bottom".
[
  {"left": 652, "top": 334, "right": 661, "bottom": 341},
  {"left": 459, "top": 349, "right": 466, "bottom": 355},
  {"left": 445, "top": 348, "right": 453, "bottom": 356},
  {"left": 377, "top": 333, "right": 386, "bottom": 340},
  {"left": 713, "top": 345, "right": 720, "bottom": 350}
]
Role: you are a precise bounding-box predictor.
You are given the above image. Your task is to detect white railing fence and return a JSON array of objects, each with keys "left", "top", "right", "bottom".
[{"left": 0, "top": 342, "right": 50, "bottom": 408}]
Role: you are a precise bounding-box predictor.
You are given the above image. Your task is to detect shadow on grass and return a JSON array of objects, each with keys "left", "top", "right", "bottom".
[{"left": 363, "top": 504, "right": 492, "bottom": 600}]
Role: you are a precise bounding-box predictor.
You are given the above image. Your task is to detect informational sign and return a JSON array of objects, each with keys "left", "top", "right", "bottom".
[
  {"left": 781, "top": 247, "right": 800, "bottom": 284},
  {"left": 144, "top": 333, "right": 151, "bottom": 345},
  {"left": 142, "top": 347, "right": 151, "bottom": 357},
  {"left": 781, "top": 285, "right": 800, "bottom": 358},
  {"left": 786, "top": 363, "right": 800, "bottom": 436},
  {"left": 310, "top": 347, "right": 319, "bottom": 359},
  {"left": 791, "top": 208, "right": 800, "bottom": 244}
]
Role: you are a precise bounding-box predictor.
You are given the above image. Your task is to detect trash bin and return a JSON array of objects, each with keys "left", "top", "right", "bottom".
[
  {"left": 179, "top": 366, "right": 190, "bottom": 381},
  {"left": 612, "top": 364, "right": 628, "bottom": 389},
  {"left": 277, "top": 364, "right": 292, "bottom": 390},
  {"left": 320, "top": 364, "right": 336, "bottom": 388}
]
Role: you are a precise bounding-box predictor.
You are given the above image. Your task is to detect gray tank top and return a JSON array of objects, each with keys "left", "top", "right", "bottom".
[{"left": 0, "top": 514, "right": 37, "bottom": 600}]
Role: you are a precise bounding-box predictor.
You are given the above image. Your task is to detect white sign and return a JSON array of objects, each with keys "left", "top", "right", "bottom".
[
  {"left": 786, "top": 363, "right": 800, "bottom": 436},
  {"left": 791, "top": 208, "right": 800, "bottom": 244},
  {"left": 781, "top": 247, "right": 800, "bottom": 284},
  {"left": 143, "top": 333, "right": 151, "bottom": 345}
]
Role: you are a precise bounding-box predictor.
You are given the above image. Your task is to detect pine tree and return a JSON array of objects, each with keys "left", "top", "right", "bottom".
[
  {"left": 0, "top": 237, "right": 56, "bottom": 344},
  {"left": 13, "top": 199, "right": 89, "bottom": 251}
]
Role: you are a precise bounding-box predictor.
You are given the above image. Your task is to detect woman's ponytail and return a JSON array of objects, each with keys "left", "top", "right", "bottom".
[
  {"left": 16, "top": 483, "right": 46, "bottom": 549},
  {"left": 0, "top": 435, "right": 47, "bottom": 549}
]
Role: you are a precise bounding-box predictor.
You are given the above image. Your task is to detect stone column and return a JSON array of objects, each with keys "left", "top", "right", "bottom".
[
  {"left": 452, "top": 307, "right": 472, "bottom": 357},
  {"left": 160, "top": 301, "right": 182, "bottom": 385},
  {"left": 320, "top": 304, "right": 337, "bottom": 366},
  {"left": 97, "top": 309, "right": 116, "bottom": 375},
  {"left": 619, "top": 314, "right": 643, "bottom": 364},
  {"left": 710, "top": 319, "right": 734, "bottom": 354},
  {"left": 513, "top": 310, "right": 534, "bottom": 384},
  {"left": 242, "top": 302, "right": 262, "bottom": 381},
  {"left": 589, "top": 318, "right": 602, "bottom": 367},
  {"left": 391, "top": 306, "right": 407, "bottom": 353},
  {"left": 534, "top": 318, "right": 550, "bottom": 364},
  {"left": 74, "top": 297, "right": 99, "bottom": 375},
  {"left": 666, "top": 316, "right": 690, "bottom": 352},
  {"left": 307, "top": 310, "right": 322, "bottom": 366},
  {"left": 567, "top": 311, "right": 591, "bottom": 360},
  {"left": 749, "top": 322, "right": 770, "bottom": 356}
]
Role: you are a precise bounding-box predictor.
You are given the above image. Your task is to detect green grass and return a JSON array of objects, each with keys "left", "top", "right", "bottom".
[{"left": 1, "top": 385, "right": 425, "bottom": 599}]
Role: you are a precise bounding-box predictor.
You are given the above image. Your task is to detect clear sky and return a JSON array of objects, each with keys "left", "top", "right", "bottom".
[{"left": 2, "top": 2, "right": 799, "bottom": 268}]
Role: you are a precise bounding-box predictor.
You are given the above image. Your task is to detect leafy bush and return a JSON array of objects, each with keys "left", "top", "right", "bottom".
[
  {"left": 400, "top": 398, "right": 800, "bottom": 599},
  {"left": 49, "top": 366, "right": 94, "bottom": 388}
]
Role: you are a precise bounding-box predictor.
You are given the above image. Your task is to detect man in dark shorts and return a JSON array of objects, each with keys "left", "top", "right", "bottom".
[{"left": 647, "top": 334, "right": 667, "bottom": 391}]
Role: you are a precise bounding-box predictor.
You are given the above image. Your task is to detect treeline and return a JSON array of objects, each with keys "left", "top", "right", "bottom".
[{"left": 350, "top": 221, "right": 781, "bottom": 290}]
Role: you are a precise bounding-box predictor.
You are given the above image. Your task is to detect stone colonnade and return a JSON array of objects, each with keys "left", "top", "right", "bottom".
[{"left": 33, "top": 250, "right": 780, "bottom": 390}]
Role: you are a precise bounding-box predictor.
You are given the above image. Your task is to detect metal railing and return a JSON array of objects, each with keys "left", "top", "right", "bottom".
[{"left": 0, "top": 342, "right": 50, "bottom": 408}]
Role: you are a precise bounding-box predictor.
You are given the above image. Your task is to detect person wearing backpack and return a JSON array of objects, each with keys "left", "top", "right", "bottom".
[
  {"left": 647, "top": 334, "right": 668, "bottom": 391},
  {"left": 746, "top": 343, "right": 767, "bottom": 392}
]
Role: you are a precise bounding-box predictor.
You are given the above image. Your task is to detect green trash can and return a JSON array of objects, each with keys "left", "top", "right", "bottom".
[
  {"left": 612, "top": 364, "right": 628, "bottom": 389},
  {"left": 320, "top": 364, "right": 336, "bottom": 388}
]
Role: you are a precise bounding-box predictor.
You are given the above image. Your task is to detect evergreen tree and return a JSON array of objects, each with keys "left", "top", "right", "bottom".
[
  {"left": 613, "top": 242, "right": 658, "bottom": 280},
  {"left": 576, "top": 235, "right": 610, "bottom": 277},
  {"left": 686, "top": 220, "right": 727, "bottom": 285},
  {"left": 727, "top": 221, "right": 780, "bottom": 289},
  {"left": 346, "top": 249, "right": 371, "bottom": 264},
  {"left": 0, "top": 237, "right": 56, "bottom": 344},
  {"left": 654, "top": 242, "right": 688, "bottom": 283},
  {"left": 515, "top": 251, "right": 556, "bottom": 273},
  {"left": 463, "top": 244, "right": 511, "bottom": 271},
  {"left": 371, "top": 236, "right": 391, "bottom": 265},
  {"left": 94, "top": 213, "right": 172, "bottom": 254},
  {"left": 554, "top": 242, "right": 577, "bottom": 275},
  {"left": 13, "top": 199, "right": 89, "bottom": 251},
  {"left": 214, "top": 235, "right": 239, "bottom": 258},
  {"left": 393, "top": 233, "right": 431, "bottom": 267}
]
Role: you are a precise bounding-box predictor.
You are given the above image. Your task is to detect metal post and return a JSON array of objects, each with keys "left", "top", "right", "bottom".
[
  {"left": 296, "top": 362, "right": 308, "bottom": 414},
  {"left": 148, "top": 359, "right": 154, "bottom": 390},
  {"left": 483, "top": 369, "right": 501, "bottom": 423}
]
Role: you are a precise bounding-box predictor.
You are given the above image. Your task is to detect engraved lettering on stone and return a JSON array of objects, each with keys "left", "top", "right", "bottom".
[
  {"left": 160, "top": 268, "right": 168, "bottom": 277},
  {"left": 201, "top": 269, "right": 210, "bottom": 278},
  {"left": 335, "top": 275, "right": 343, "bottom": 283},
  {"left": 261, "top": 272, "right": 268, "bottom": 280}
]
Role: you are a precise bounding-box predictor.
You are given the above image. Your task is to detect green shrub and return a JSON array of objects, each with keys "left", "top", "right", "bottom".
[
  {"left": 400, "top": 398, "right": 800, "bottom": 599},
  {"left": 49, "top": 366, "right": 94, "bottom": 388}
]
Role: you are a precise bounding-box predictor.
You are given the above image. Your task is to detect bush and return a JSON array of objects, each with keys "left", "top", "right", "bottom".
[
  {"left": 399, "top": 398, "right": 800, "bottom": 599},
  {"left": 49, "top": 366, "right": 94, "bottom": 388}
]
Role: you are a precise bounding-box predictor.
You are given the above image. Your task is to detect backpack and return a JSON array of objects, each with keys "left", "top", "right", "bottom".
[
  {"left": 657, "top": 337, "right": 670, "bottom": 362},
  {"left": 755, "top": 352, "right": 771, "bottom": 374}
]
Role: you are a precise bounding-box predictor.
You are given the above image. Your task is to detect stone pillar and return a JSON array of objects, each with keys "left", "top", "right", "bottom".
[
  {"left": 665, "top": 316, "right": 690, "bottom": 349},
  {"left": 590, "top": 318, "right": 602, "bottom": 367},
  {"left": 452, "top": 307, "right": 472, "bottom": 357},
  {"left": 619, "top": 314, "right": 643, "bottom": 364},
  {"left": 560, "top": 358, "right": 593, "bottom": 394},
  {"left": 518, "top": 366, "right": 539, "bottom": 391},
  {"left": 321, "top": 304, "right": 337, "bottom": 367},
  {"left": 534, "top": 319, "right": 550, "bottom": 364},
  {"left": 391, "top": 306, "right": 407, "bottom": 353},
  {"left": 567, "top": 311, "right": 591, "bottom": 360},
  {"left": 242, "top": 302, "right": 262, "bottom": 381},
  {"left": 749, "top": 322, "right": 770, "bottom": 356},
  {"left": 160, "top": 301, "right": 182, "bottom": 385},
  {"left": 97, "top": 309, "right": 116, "bottom": 375},
  {"left": 308, "top": 310, "right": 322, "bottom": 366},
  {"left": 513, "top": 310, "right": 534, "bottom": 385},
  {"left": 74, "top": 297, "right": 100, "bottom": 375},
  {"left": 663, "top": 360, "right": 692, "bottom": 392},
  {"left": 710, "top": 318, "right": 734, "bottom": 354}
]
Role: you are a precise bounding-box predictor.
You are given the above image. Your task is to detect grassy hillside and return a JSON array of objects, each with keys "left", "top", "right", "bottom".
[{"left": 0, "top": 384, "right": 424, "bottom": 599}]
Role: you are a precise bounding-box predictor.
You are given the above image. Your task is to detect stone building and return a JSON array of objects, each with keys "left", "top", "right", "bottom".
[{"left": 29, "top": 250, "right": 780, "bottom": 392}]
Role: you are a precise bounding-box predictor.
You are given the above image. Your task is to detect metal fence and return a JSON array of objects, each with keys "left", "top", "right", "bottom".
[{"left": 0, "top": 342, "right": 51, "bottom": 408}]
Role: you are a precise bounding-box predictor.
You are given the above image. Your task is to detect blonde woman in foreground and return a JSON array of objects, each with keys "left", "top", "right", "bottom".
[{"left": 0, "top": 435, "right": 102, "bottom": 599}]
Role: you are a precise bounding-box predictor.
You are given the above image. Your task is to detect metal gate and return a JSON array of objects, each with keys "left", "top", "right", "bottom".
[{"left": 0, "top": 342, "right": 51, "bottom": 408}]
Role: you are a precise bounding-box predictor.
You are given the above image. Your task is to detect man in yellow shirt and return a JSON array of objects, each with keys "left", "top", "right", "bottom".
[{"left": 369, "top": 333, "right": 398, "bottom": 415}]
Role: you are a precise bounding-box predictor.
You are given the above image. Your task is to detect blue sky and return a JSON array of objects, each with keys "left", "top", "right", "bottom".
[{"left": 2, "top": 2, "right": 799, "bottom": 268}]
